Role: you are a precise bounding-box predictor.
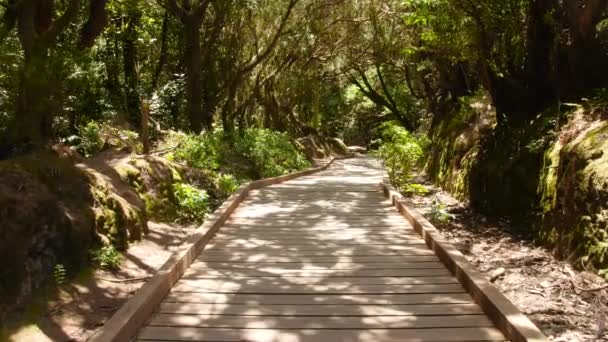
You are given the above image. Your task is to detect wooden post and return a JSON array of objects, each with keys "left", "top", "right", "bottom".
[{"left": 141, "top": 99, "right": 150, "bottom": 155}]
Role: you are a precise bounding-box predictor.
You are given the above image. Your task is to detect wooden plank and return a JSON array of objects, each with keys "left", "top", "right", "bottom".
[
  {"left": 220, "top": 223, "right": 413, "bottom": 229},
  {"left": 178, "top": 275, "right": 458, "bottom": 285},
  {"left": 162, "top": 292, "right": 475, "bottom": 305},
  {"left": 201, "top": 244, "right": 435, "bottom": 254},
  {"left": 227, "top": 218, "right": 409, "bottom": 225},
  {"left": 381, "top": 182, "right": 547, "bottom": 342},
  {"left": 148, "top": 313, "right": 495, "bottom": 329},
  {"left": 220, "top": 223, "right": 411, "bottom": 228},
  {"left": 240, "top": 201, "right": 393, "bottom": 206},
  {"left": 205, "top": 241, "right": 429, "bottom": 250},
  {"left": 157, "top": 303, "right": 483, "bottom": 316},
  {"left": 229, "top": 213, "right": 406, "bottom": 218},
  {"left": 200, "top": 248, "right": 435, "bottom": 258},
  {"left": 196, "top": 255, "right": 439, "bottom": 263},
  {"left": 230, "top": 207, "right": 399, "bottom": 212},
  {"left": 138, "top": 326, "right": 506, "bottom": 342},
  {"left": 215, "top": 231, "right": 421, "bottom": 239},
  {"left": 210, "top": 236, "right": 426, "bottom": 244},
  {"left": 171, "top": 281, "right": 465, "bottom": 294},
  {"left": 182, "top": 268, "right": 453, "bottom": 278},
  {"left": 187, "top": 261, "right": 447, "bottom": 270},
  {"left": 90, "top": 158, "right": 342, "bottom": 342}
]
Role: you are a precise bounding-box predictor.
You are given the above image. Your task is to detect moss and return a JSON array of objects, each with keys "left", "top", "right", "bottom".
[
  {"left": 427, "top": 92, "right": 495, "bottom": 201},
  {"left": 113, "top": 156, "right": 183, "bottom": 222},
  {"left": 538, "top": 122, "right": 608, "bottom": 270},
  {"left": 0, "top": 152, "right": 95, "bottom": 318}
]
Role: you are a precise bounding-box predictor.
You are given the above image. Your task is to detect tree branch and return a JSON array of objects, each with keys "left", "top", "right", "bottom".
[
  {"left": 80, "top": 0, "right": 110, "bottom": 48},
  {"left": 237, "top": 0, "right": 299, "bottom": 76},
  {"left": 161, "top": 0, "right": 187, "bottom": 22},
  {"left": 44, "top": 0, "right": 80, "bottom": 44}
]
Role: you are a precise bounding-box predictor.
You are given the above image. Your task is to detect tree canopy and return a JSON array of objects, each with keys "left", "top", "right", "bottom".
[{"left": 0, "top": 0, "right": 607, "bottom": 151}]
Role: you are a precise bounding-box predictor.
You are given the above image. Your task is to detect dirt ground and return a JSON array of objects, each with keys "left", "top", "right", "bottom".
[
  {"left": 403, "top": 177, "right": 608, "bottom": 342},
  {"left": 5, "top": 221, "right": 194, "bottom": 342}
]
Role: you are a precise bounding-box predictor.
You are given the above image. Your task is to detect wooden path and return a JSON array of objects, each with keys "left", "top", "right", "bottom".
[{"left": 137, "top": 158, "right": 508, "bottom": 341}]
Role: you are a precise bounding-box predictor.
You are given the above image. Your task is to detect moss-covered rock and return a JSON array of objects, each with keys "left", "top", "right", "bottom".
[
  {"left": 77, "top": 153, "right": 148, "bottom": 249},
  {"left": 0, "top": 152, "right": 95, "bottom": 320},
  {"left": 328, "top": 138, "right": 349, "bottom": 155},
  {"left": 114, "top": 156, "right": 183, "bottom": 222},
  {"left": 428, "top": 92, "right": 608, "bottom": 273},
  {"left": 539, "top": 122, "right": 608, "bottom": 270},
  {"left": 296, "top": 135, "right": 332, "bottom": 159},
  {"left": 426, "top": 93, "right": 495, "bottom": 201}
]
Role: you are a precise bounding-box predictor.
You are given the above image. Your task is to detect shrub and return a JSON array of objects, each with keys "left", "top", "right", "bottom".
[
  {"left": 216, "top": 173, "right": 240, "bottom": 195},
  {"left": 430, "top": 198, "right": 454, "bottom": 224},
  {"left": 403, "top": 183, "right": 430, "bottom": 197},
  {"left": 166, "top": 131, "right": 222, "bottom": 170},
  {"left": 64, "top": 121, "right": 104, "bottom": 157},
  {"left": 234, "top": 128, "right": 311, "bottom": 178},
  {"left": 375, "top": 121, "right": 428, "bottom": 189},
  {"left": 167, "top": 128, "right": 310, "bottom": 179},
  {"left": 91, "top": 245, "right": 122, "bottom": 270},
  {"left": 53, "top": 264, "right": 67, "bottom": 284},
  {"left": 173, "top": 183, "right": 209, "bottom": 222}
]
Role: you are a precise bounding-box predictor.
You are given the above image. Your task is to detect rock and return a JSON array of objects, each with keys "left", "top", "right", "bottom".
[
  {"left": 328, "top": 138, "right": 348, "bottom": 155},
  {"left": 297, "top": 135, "right": 331, "bottom": 159},
  {"left": 0, "top": 152, "right": 95, "bottom": 320},
  {"left": 489, "top": 267, "right": 506, "bottom": 282},
  {"left": 347, "top": 146, "right": 367, "bottom": 153}
]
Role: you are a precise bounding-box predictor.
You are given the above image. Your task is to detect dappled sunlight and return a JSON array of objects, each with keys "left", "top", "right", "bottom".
[{"left": 137, "top": 157, "right": 506, "bottom": 341}]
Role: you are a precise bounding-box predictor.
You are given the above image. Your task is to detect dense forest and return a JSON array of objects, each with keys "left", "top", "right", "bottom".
[{"left": 1, "top": 0, "right": 608, "bottom": 340}]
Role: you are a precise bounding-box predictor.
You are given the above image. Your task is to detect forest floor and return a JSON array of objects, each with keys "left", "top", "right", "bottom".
[
  {"left": 404, "top": 174, "right": 608, "bottom": 342},
  {"left": 4, "top": 221, "right": 194, "bottom": 342}
]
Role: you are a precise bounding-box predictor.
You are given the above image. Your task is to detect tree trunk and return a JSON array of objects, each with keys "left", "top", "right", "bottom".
[
  {"left": 123, "top": 10, "right": 141, "bottom": 130},
  {"left": 184, "top": 18, "right": 204, "bottom": 133},
  {"left": 15, "top": 45, "right": 52, "bottom": 144}
]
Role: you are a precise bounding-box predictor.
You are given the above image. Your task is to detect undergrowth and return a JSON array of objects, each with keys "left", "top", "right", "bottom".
[
  {"left": 167, "top": 128, "right": 310, "bottom": 179},
  {"left": 373, "top": 121, "right": 429, "bottom": 190}
]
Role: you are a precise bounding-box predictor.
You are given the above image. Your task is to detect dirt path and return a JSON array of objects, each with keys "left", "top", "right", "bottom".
[
  {"left": 403, "top": 176, "right": 608, "bottom": 342},
  {"left": 5, "top": 221, "right": 194, "bottom": 342}
]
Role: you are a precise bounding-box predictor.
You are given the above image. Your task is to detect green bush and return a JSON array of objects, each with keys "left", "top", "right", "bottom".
[
  {"left": 403, "top": 183, "right": 430, "bottom": 197},
  {"left": 91, "top": 245, "right": 122, "bottom": 270},
  {"left": 173, "top": 183, "right": 209, "bottom": 222},
  {"left": 167, "top": 131, "right": 223, "bottom": 170},
  {"left": 375, "top": 121, "right": 428, "bottom": 189},
  {"left": 216, "top": 173, "right": 240, "bottom": 195},
  {"left": 167, "top": 128, "right": 310, "bottom": 179},
  {"left": 64, "top": 121, "right": 104, "bottom": 157},
  {"left": 53, "top": 264, "right": 67, "bottom": 284},
  {"left": 234, "top": 128, "right": 311, "bottom": 178},
  {"left": 430, "top": 198, "right": 453, "bottom": 224}
]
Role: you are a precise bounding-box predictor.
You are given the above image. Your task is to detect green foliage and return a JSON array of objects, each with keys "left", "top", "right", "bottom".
[
  {"left": 173, "top": 183, "right": 209, "bottom": 223},
  {"left": 375, "top": 122, "right": 428, "bottom": 189},
  {"left": 53, "top": 264, "right": 67, "bottom": 284},
  {"left": 429, "top": 198, "right": 453, "bottom": 224},
  {"left": 402, "top": 183, "right": 430, "bottom": 197},
  {"left": 91, "top": 245, "right": 122, "bottom": 271},
  {"left": 234, "top": 128, "right": 311, "bottom": 178},
  {"left": 169, "top": 129, "right": 310, "bottom": 179},
  {"left": 64, "top": 121, "right": 104, "bottom": 158},
  {"left": 167, "top": 131, "right": 223, "bottom": 170},
  {"left": 216, "top": 173, "right": 240, "bottom": 195}
]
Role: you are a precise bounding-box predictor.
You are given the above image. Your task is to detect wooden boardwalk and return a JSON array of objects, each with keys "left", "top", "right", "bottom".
[{"left": 137, "top": 158, "right": 508, "bottom": 341}]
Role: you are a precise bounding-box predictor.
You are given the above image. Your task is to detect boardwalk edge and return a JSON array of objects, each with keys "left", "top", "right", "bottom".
[
  {"left": 90, "top": 157, "right": 342, "bottom": 342},
  {"left": 380, "top": 181, "right": 548, "bottom": 342}
]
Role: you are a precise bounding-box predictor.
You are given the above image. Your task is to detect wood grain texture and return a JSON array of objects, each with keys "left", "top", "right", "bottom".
[
  {"left": 90, "top": 158, "right": 343, "bottom": 342},
  {"left": 381, "top": 181, "right": 547, "bottom": 342},
  {"left": 133, "top": 158, "right": 515, "bottom": 341}
]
